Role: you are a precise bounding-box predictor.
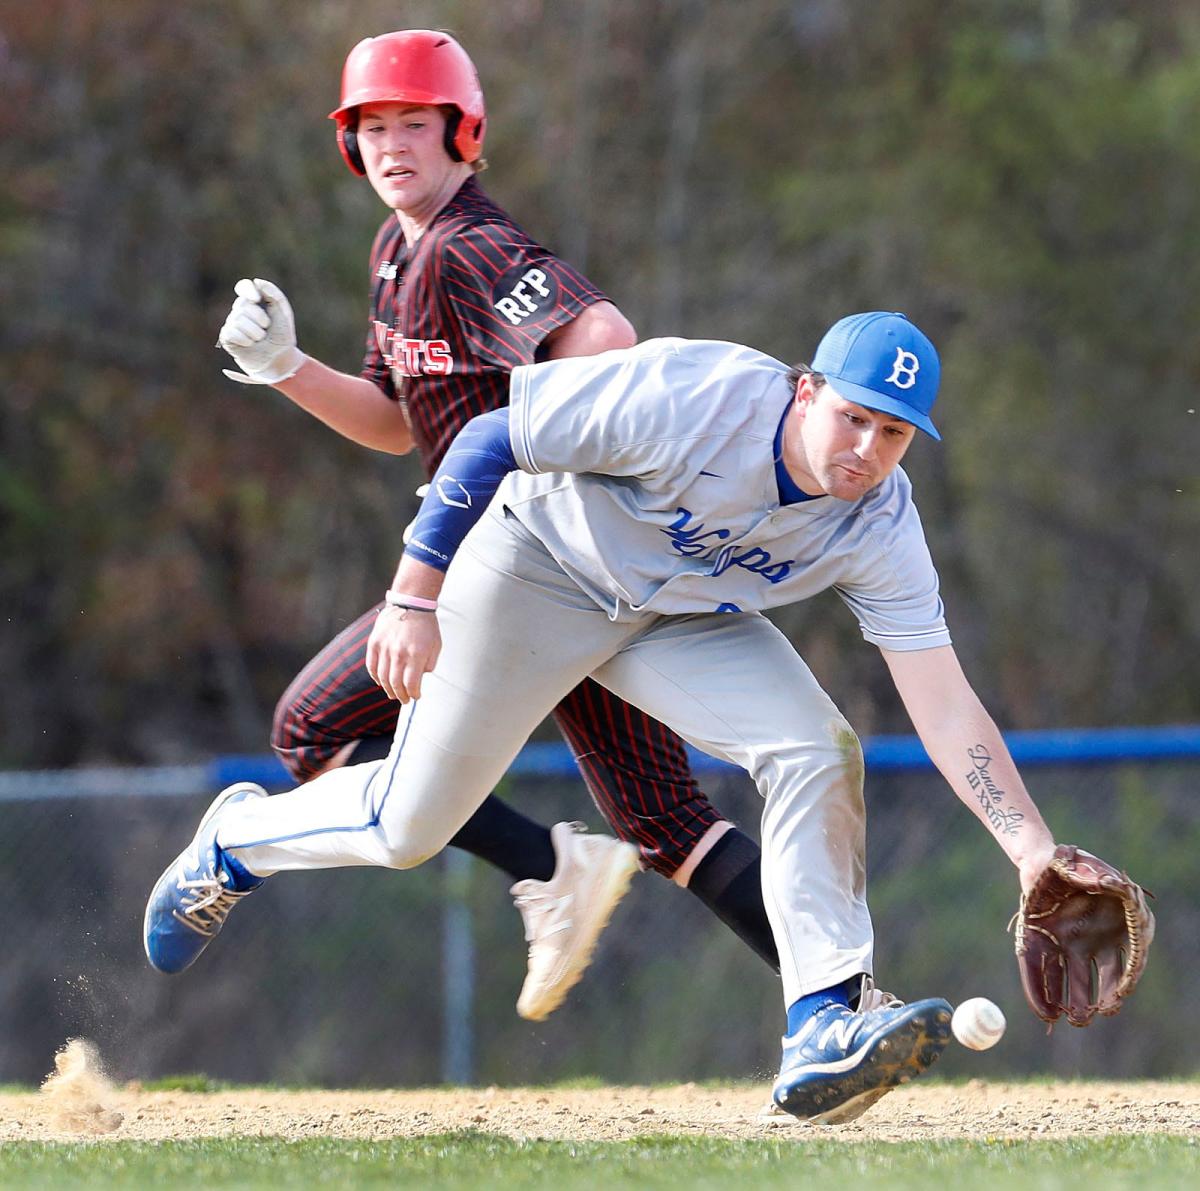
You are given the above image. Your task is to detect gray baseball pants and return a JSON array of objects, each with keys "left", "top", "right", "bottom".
[{"left": 219, "top": 510, "right": 873, "bottom": 1005}]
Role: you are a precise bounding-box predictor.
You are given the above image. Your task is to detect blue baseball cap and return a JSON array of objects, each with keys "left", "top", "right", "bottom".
[{"left": 810, "top": 312, "right": 941, "bottom": 440}]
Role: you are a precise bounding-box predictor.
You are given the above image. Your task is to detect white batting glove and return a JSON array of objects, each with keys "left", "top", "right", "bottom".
[{"left": 218, "top": 278, "right": 306, "bottom": 385}]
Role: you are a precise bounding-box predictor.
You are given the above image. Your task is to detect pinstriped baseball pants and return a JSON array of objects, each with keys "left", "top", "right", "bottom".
[{"left": 219, "top": 510, "right": 874, "bottom": 1006}]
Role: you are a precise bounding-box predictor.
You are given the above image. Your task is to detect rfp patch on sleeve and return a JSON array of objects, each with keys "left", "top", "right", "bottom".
[{"left": 492, "top": 264, "right": 561, "bottom": 327}]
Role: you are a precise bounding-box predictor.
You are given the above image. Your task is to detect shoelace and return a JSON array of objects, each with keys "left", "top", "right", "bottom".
[
  {"left": 857, "top": 977, "right": 904, "bottom": 1013},
  {"left": 172, "top": 874, "right": 251, "bottom": 937}
]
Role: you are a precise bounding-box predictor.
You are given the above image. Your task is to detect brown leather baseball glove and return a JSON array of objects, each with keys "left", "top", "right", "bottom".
[{"left": 1012, "top": 845, "right": 1155, "bottom": 1027}]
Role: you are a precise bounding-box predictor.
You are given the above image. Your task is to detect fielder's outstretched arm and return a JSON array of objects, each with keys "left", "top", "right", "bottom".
[{"left": 881, "top": 644, "right": 1057, "bottom": 892}]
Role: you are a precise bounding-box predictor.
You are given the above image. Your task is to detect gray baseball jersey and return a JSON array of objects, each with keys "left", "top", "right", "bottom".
[
  {"left": 501, "top": 337, "right": 950, "bottom": 650},
  {"left": 212, "top": 335, "right": 951, "bottom": 1009}
]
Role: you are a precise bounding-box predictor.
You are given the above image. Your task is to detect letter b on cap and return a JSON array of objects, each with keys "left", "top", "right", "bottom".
[{"left": 885, "top": 347, "right": 920, "bottom": 390}]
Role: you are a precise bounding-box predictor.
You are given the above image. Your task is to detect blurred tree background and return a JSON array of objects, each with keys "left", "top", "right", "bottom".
[
  {"left": 1, "top": 0, "right": 1198, "bottom": 1084},
  {"left": 2, "top": 0, "right": 1197, "bottom": 767}
]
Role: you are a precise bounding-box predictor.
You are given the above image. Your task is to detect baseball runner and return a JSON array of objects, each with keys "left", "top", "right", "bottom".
[
  {"left": 206, "top": 30, "right": 780, "bottom": 1022},
  {"left": 145, "top": 310, "right": 1153, "bottom": 1120}
]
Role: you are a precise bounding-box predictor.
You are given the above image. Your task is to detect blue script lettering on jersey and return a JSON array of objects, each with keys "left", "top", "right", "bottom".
[
  {"left": 660, "top": 509, "right": 794, "bottom": 585},
  {"left": 660, "top": 509, "right": 731, "bottom": 556}
]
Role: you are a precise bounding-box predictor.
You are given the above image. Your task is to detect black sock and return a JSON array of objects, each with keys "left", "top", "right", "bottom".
[
  {"left": 687, "top": 828, "right": 780, "bottom": 971},
  {"left": 346, "top": 737, "right": 558, "bottom": 882},
  {"left": 344, "top": 735, "right": 393, "bottom": 764},
  {"left": 448, "top": 795, "right": 558, "bottom": 882}
]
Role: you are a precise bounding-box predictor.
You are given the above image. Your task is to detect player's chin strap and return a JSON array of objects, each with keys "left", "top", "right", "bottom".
[{"left": 402, "top": 407, "right": 518, "bottom": 575}]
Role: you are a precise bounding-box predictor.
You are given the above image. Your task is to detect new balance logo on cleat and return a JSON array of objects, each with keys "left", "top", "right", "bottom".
[{"left": 811, "top": 1013, "right": 866, "bottom": 1061}]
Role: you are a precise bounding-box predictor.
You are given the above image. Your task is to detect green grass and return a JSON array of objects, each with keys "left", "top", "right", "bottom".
[
  {"left": 0, "top": 1134, "right": 1196, "bottom": 1190},
  {"left": 136, "top": 1074, "right": 241, "bottom": 1093}
]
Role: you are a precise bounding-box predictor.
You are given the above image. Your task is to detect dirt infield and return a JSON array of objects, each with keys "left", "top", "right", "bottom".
[{"left": 3, "top": 1079, "right": 1198, "bottom": 1143}]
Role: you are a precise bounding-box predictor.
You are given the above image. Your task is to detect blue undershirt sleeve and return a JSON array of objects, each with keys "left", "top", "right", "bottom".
[{"left": 403, "top": 408, "right": 518, "bottom": 572}]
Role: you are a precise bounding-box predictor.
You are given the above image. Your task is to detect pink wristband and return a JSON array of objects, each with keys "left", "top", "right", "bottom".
[{"left": 385, "top": 590, "right": 438, "bottom": 612}]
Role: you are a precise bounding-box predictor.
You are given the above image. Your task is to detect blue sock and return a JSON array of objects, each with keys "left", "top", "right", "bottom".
[
  {"left": 217, "top": 848, "right": 263, "bottom": 892},
  {"left": 786, "top": 981, "right": 852, "bottom": 1037}
]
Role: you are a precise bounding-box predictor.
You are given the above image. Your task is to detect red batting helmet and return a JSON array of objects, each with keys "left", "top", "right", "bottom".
[{"left": 329, "top": 30, "right": 487, "bottom": 175}]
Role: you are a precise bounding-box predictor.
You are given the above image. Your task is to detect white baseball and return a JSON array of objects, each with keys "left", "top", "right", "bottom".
[{"left": 951, "top": 997, "right": 1006, "bottom": 1050}]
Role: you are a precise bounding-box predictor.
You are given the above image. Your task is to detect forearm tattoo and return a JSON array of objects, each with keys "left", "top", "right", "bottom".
[{"left": 965, "top": 744, "right": 1025, "bottom": 836}]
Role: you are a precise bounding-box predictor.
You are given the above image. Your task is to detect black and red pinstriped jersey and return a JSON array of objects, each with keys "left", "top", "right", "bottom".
[{"left": 360, "top": 176, "right": 608, "bottom": 474}]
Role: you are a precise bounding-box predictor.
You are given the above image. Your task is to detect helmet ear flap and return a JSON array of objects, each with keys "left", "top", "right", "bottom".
[
  {"left": 442, "top": 110, "right": 463, "bottom": 162},
  {"left": 336, "top": 121, "right": 366, "bottom": 176},
  {"left": 456, "top": 115, "right": 486, "bottom": 163}
]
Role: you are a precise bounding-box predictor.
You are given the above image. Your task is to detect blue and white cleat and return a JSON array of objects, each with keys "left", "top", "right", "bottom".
[
  {"left": 143, "top": 782, "right": 268, "bottom": 974},
  {"left": 772, "top": 988, "right": 953, "bottom": 1124}
]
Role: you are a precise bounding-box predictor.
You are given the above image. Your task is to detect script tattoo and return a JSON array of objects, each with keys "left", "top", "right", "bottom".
[{"left": 965, "top": 745, "right": 1025, "bottom": 837}]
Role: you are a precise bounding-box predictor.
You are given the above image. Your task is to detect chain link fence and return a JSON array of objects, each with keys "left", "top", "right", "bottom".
[{"left": 1, "top": 732, "right": 1196, "bottom": 1088}]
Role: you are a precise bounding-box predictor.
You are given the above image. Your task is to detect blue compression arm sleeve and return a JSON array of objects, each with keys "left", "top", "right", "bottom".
[{"left": 403, "top": 408, "right": 518, "bottom": 572}]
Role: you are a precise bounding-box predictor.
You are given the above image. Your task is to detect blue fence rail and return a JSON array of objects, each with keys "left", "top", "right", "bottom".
[{"left": 2, "top": 724, "right": 1198, "bottom": 803}]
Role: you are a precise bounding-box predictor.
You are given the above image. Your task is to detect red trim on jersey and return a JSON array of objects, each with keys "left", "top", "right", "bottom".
[
  {"left": 274, "top": 179, "right": 729, "bottom": 875},
  {"left": 358, "top": 177, "right": 606, "bottom": 471}
]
